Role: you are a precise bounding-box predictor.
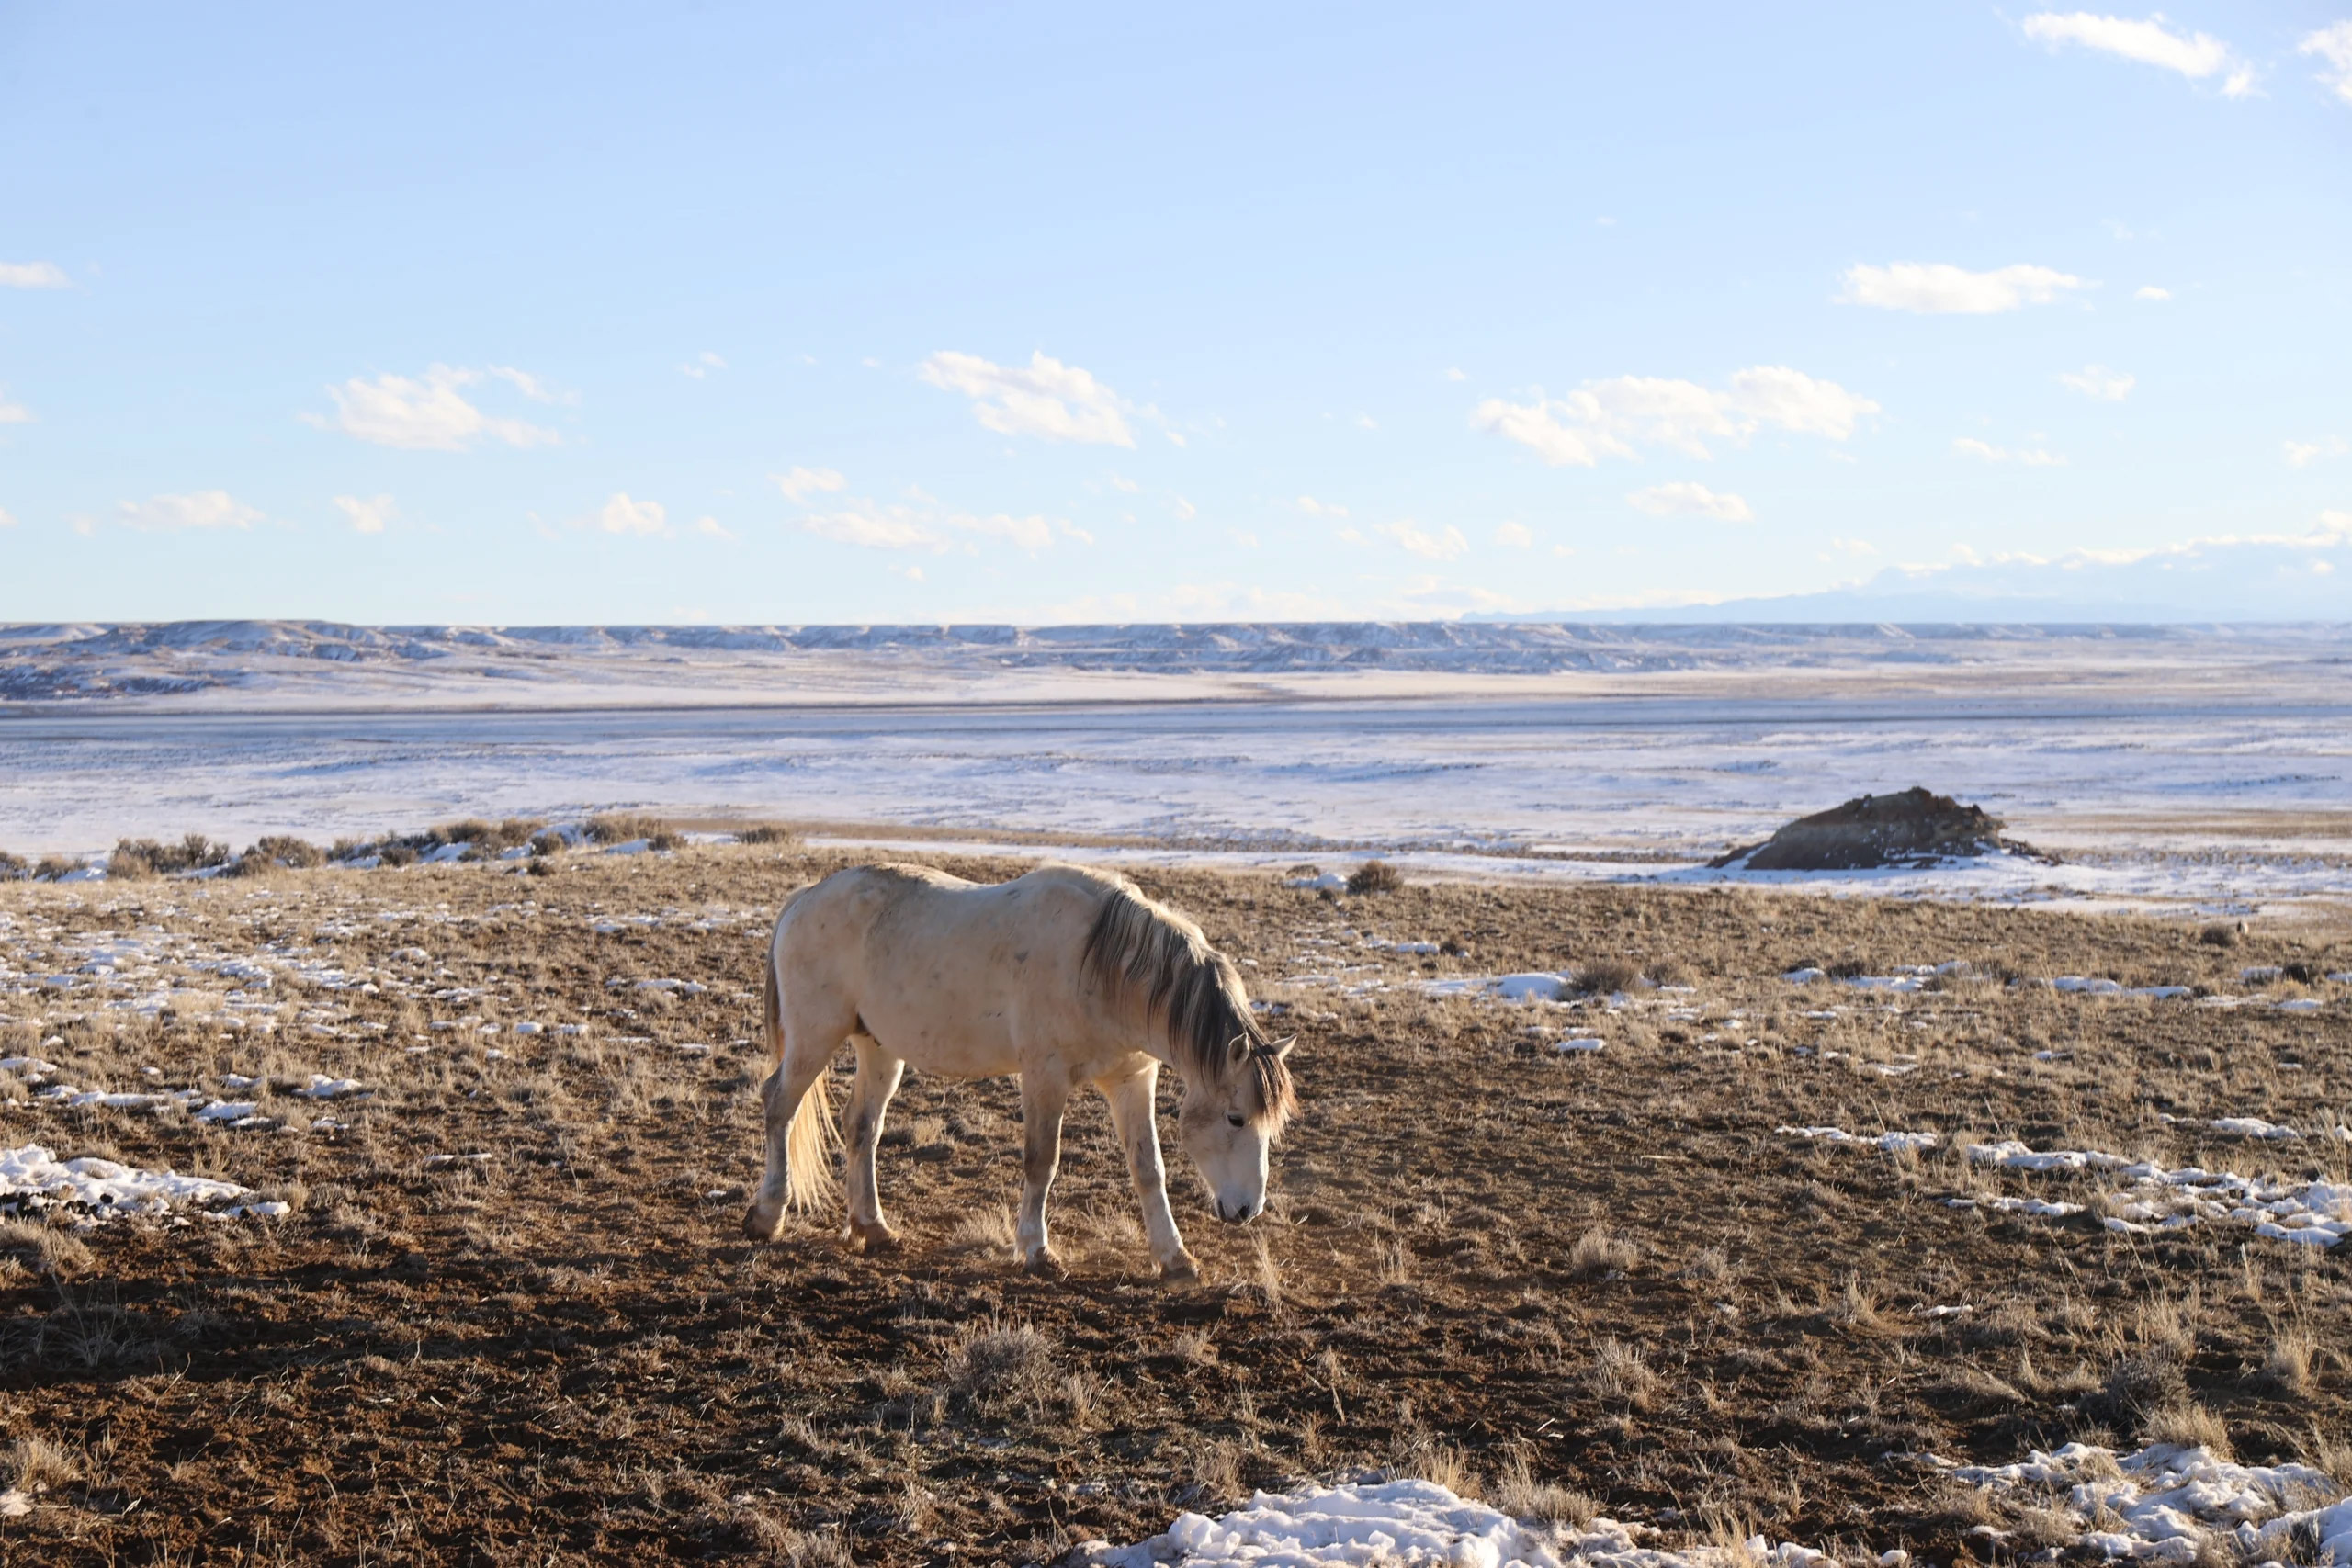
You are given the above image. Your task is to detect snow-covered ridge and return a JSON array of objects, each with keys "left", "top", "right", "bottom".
[{"left": 6, "top": 619, "right": 2349, "bottom": 703}]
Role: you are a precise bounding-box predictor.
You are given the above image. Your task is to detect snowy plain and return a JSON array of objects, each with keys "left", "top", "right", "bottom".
[{"left": 3, "top": 620, "right": 2349, "bottom": 912}]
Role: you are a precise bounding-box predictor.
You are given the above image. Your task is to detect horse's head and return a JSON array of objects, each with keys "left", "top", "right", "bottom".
[{"left": 1177, "top": 1034, "right": 1294, "bottom": 1224}]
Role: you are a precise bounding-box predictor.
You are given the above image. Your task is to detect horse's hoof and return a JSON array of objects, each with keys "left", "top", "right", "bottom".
[
  {"left": 849, "top": 1220, "right": 902, "bottom": 1256},
  {"left": 1022, "top": 1248, "right": 1068, "bottom": 1279},
  {"left": 1157, "top": 1252, "right": 1202, "bottom": 1285},
  {"left": 742, "top": 1204, "right": 785, "bottom": 1243}
]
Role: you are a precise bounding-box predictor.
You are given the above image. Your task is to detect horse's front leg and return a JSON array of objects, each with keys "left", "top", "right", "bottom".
[
  {"left": 1016, "top": 1074, "right": 1071, "bottom": 1276},
  {"left": 1099, "top": 1061, "right": 1198, "bottom": 1283},
  {"left": 843, "top": 1034, "right": 906, "bottom": 1254}
]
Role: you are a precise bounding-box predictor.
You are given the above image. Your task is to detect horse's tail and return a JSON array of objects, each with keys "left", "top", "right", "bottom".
[{"left": 765, "top": 927, "right": 841, "bottom": 1213}]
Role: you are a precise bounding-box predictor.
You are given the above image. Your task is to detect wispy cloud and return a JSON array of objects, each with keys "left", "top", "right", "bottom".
[
  {"left": 0, "top": 262, "right": 69, "bottom": 289},
  {"left": 334, "top": 493, "right": 396, "bottom": 534},
  {"left": 1627, "top": 481, "right": 1753, "bottom": 521},
  {"left": 919, "top": 350, "right": 1135, "bottom": 446},
  {"left": 2057, "top": 364, "right": 2134, "bottom": 400},
  {"left": 797, "top": 490, "right": 1057, "bottom": 555},
  {"left": 2023, "top": 12, "right": 2254, "bottom": 96},
  {"left": 679, "top": 351, "right": 727, "bottom": 379},
  {"left": 2285, "top": 436, "right": 2347, "bottom": 468},
  {"left": 306, "top": 365, "right": 561, "bottom": 451},
  {"left": 1493, "top": 521, "right": 1533, "bottom": 547},
  {"left": 2135, "top": 285, "right": 2172, "bottom": 301},
  {"left": 1296, "top": 495, "right": 1348, "bottom": 518},
  {"left": 0, "top": 506, "right": 17, "bottom": 528},
  {"left": 2301, "top": 22, "right": 2352, "bottom": 106},
  {"left": 773, "top": 467, "right": 847, "bottom": 503},
  {"left": 1840, "top": 262, "right": 2086, "bottom": 314},
  {"left": 1474, "top": 366, "right": 1876, "bottom": 467},
  {"left": 0, "top": 387, "right": 29, "bottom": 424},
  {"left": 1954, "top": 436, "right": 2065, "bottom": 466},
  {"left": 1376, "top": 520, "right": 1469, "bottom": 560},
  {"left": 119, "top": 491, "right": 263, "bottom": 531}
]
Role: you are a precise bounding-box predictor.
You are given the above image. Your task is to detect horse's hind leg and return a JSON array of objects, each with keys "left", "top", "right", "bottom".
[
  {"left": 1098, "top": 1061, "right": 1199, "bottom": 1283},
  {"left": 743, "top": 980, "right": 855, "bottom": 1243},
  {"left": 1015, "top": 1073, "right": 1072, "bottom": 1276},
  {"left": 842, "top": 1034, "right": 906, "bottom": 1254}
]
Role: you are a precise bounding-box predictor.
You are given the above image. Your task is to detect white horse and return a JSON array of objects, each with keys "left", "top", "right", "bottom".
[{"left": 741, "top": 862, "right": 1295, "bottom": 1280}]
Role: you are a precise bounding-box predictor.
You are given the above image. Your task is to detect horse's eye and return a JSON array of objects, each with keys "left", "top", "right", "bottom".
[{"left": 1227, "top": 1113, "right": 1246, "bottom": 1128}]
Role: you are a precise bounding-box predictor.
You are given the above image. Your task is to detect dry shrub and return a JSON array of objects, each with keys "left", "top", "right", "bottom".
[
  {"left": 32, "top": 855, "right": 79, "bottom": 881},
  {"left": 2199, "top": 921, "right": 2245, "bottom": 948},
  {"left": 1347, "top": 860, "right": 1402, "bottom": 895},
  {"left": 587, "top": 812, "right": 667, "bottom": 845},
  {"left": 1567, "top": 1224, "right": 1637, "bottom": 1278},
  {"left": 738, "top": 823, "right": 799, "bottom": 846},
  {"left": 2087, "top": 1352, "right": 2188, "bottom": 1433},
  {"left": 108, "top": 833, "right": 231, "bottom": 879},
  {"left": 1575, "top": 958, "right": 1641, "bottom": 996},
  {"left": 942, "top": 1319, "right": 1059, "bottom": 1416},
  {"left": 0, "top": 850, "right": 26, "bottom": 881},
  {"left": 528, "top": 829, "right": 568, "bottom": 857},
  {"left": 231, "top": 835, "right": 325, "bottom": 875}
]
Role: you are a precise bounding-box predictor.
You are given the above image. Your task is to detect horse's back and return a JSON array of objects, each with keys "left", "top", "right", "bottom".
[{"left": 773, "top": 862, "right": 1127, "bottom": 1073}]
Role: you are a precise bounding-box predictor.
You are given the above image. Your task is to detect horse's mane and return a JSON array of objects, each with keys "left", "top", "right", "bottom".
[{"left": 1080, "top": 881, "right": 1295, "bottom": 1133}]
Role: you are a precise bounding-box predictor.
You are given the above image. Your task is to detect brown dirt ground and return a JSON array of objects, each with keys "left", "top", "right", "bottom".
[{"left": 2, "top": 845, "right": 2348, "bottom": 1567}]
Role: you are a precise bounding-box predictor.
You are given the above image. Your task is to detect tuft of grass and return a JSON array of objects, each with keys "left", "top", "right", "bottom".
[
  {"left": 737, "top": 823, "right": 799, "bottom": 847},
  {"left": 1567, "top": 1224, "right": 1637, "bottom": 1278},
  {"left": 1347, "top": 859, "right": 1402, "bottom": 895},
  {"left": 2199, "top": 921, "right": 2245, "bottom": 948},
  {"left": 2, "top": 1433, "right": 83, "bottom": 1492},
  {"left": 941, "top": 1319, "right": 1058, "bottom": 1416},
  {"left": 0, "top": 1220, "right": 92, "bottom": 1275},
  {"left": 2143, "top": 1400, "right": 2233, "bottom": 1459},
  {"left": 2261, "top": 1331, "right": 2314, "bottom": 1397},
  {"left": 1585, "top": 1337, "right": 1657, "bottom": 1406},
  {"left": 0, "top": 849, "right": 26, "bottom": 881},
  {"left": 1493, "top": 1449, "right": 1597, "bottom": 1528}
]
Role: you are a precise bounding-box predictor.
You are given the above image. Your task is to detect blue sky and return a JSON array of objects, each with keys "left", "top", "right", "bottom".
[{"left": 2, "top": 2, "right": 2347, "bottom": 623}]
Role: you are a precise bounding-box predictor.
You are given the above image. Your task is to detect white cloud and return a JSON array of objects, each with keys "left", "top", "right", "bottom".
[
  {"left": 119, "top": 491, "right": 263, "bottom": 532},
  {"left": 0, "top": 387, "right": 29, "bottom": 424},
  {"left": 1826, "top": 537, "right": 1878, "bottom": 557},
  {"left": 1355, "top": 414, "right": 1378, "bottom": 430},
  {"left": 2285, "top": 437, "right": 2347, "bottom": 468},
  {"left": 1296, "top": 495, "right": 1348, "bottom": 518},
  {"left": 2023, "top": 12, "right": 2253, "bottom": 96},
  {"left": 1474, "top": 365, "right": 1877, "bottom": 467},
  {"left": 919, "top": 350, "right": 1134, "bottom": 446},
  {"left": 2301, "top": 22, "right": 2352, "bottom": 106},
  {"left": 0, "top": 506, "right": 15, "bottom": 528},
  {"left": 333, "top": 493, "right": 396, "bottom": 535},
  {"left": 1839, "top": 262, "right": 2087, "bottom": 314},
  {"left": 1953, "top": 436, "right": 2066, "bottom": 466},
  {"left": 1626, "top": 482, "right": 1753, "bottom": 522},
  {"left": 487, "top": 366, "right": 565, "bottom": 403},
  {"left": 1376, "top": 521, "right": 1469, "bottom": 560},
  {"left": 1166, "top": 431, "right": 1188, "bottom": 447},
  {"left": 1230, "top": 530, "right": 1260, "bottom": 549},
  {"left": 1493, "top": 521, "right": 1534, "bottom": 547},
  {"left": 773, "top": 466, "right": 847, "bottom": 503},
  {"left": 797, "top": 492, "right": 1057, "bottom": 554},
  {"left": 2058, "top": 364, "right": 2135, "bottom": 400},
  {"left": 1442, "top": 367, "right": 1467, "bottom": 382},
  {"left": 680, "top": 351, "right": 728, "bottom": 379},
  {"left": 1172, "top": 495, "right": 1197, "bottom": 521},
  {"left": 1336, "top": 526, "right": 1368, "bottom": 547},
  {"left": 307, "top": 365, "right": 560, "bottom": 451},
  {"left": 1108, "top": 474, "right": 1140, "bottom": 493},
  {"left": 695, "top": 516, "right": 735, "bottom": 540},
  {"left": 589, "top": 493, "right": 671, "bottom": 536},
  {"left": 0, "top": 262, "right": 69, "bottom": 289},
  {"left": 2135, "top": 285, "right": 2172, "bottom": 301}
]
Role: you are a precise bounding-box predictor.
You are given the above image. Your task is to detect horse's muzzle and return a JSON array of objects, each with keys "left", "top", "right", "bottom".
[{"left": 1216, "top": 1198, "right": 1262, "bottom": 1224}]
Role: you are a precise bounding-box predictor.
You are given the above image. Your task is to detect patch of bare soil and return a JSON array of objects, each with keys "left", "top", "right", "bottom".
[
  {"left": 1, "top": 847, "right": 2347, "bottom": 1566},
  {"left": 1714, "top": 787, "right": 2049, "bottom": 871}
]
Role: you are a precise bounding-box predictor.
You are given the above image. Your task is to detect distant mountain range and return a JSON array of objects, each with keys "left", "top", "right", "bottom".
[{"left": 1476, "top": 522, "right": 2352, "bottom": 624}]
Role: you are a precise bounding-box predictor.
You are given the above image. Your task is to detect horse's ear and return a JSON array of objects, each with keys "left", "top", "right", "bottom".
[
  {"left": 1270, "top": 1035, "right": 1296, "bottom": 1061},
  {"left": 1226, "top": 1033, "right": 1250, "bottom": 1066}
]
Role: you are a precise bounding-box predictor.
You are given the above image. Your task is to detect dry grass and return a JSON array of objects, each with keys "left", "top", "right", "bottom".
[{"left": 0, "top": 841, "right": 2345, "bottom": 1565}]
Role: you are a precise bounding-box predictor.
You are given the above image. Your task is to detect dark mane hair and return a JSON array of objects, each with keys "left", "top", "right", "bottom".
[{"left": 1080, "top": 881, "right": 1295, "bottom": 1132}]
